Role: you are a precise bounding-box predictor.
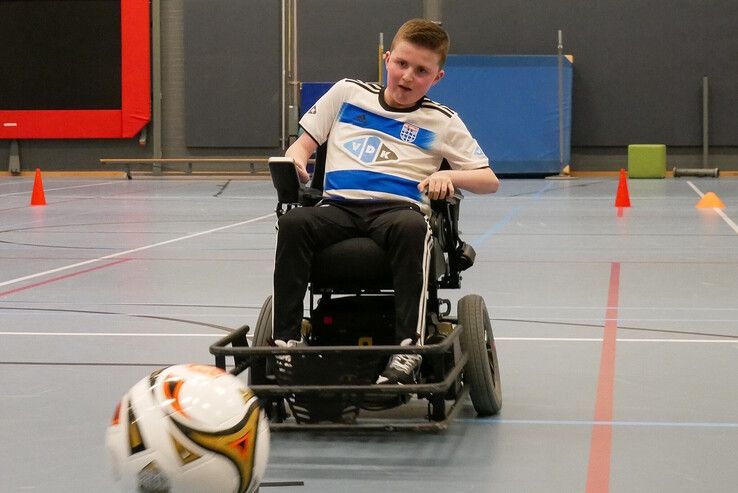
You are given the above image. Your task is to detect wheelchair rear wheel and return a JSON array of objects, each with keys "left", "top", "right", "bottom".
[
  {"left": 458, "top": 294, "right": 502, "bottom": 416},
  {"left": 248, "top": 295, "right": 272, "bottom": 386}
]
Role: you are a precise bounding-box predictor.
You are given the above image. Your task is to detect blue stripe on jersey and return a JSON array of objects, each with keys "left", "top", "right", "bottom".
[
  {"left": 338, "top": 103, "right": 436, "bottom": 150},
  {"left": 325, "top": 170, "right": 422, "bottom": 201}
]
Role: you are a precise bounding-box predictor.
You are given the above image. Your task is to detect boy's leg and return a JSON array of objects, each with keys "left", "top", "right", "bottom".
[
  {"left": 366, "top": 205, "right": 432, "bottom": 344},
  {"left": 272, "top": 205, "right": 358, "bottom": 341}
]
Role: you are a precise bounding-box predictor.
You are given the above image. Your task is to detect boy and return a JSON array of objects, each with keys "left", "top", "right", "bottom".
[{"left": 272, "top": 19, "right": 499, "bottom": 384}]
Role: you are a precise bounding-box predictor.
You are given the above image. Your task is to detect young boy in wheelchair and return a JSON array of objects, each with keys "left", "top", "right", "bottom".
[{"left": 272, "top": 18, "right": 499, "bottom": 385}]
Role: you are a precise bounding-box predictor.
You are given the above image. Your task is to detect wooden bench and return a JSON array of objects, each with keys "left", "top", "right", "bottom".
[{"left": 100, "top": 157, "right": 271, "bottom": 179}]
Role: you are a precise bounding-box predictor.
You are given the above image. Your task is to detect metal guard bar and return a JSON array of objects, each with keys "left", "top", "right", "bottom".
[
  {"left": 209, "top": 323, "right": 463, "bottom": 358},
  {"left": 246, "top": 353, "right": 467, "bottom": 396},
  {"left": 269, "top": 385, "right": 471, "bottom": 432}
]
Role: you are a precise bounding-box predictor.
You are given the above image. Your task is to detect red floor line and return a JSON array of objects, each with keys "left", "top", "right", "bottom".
[
  {"left": 0, "top": 258, "right": 132, "bottom": 298},
  {"left": 585, "top": 262, "right": 620, "bottom": 493}
]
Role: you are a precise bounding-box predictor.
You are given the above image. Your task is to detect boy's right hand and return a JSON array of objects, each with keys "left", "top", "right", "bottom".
[
  {"left": 285, "top": 133, "right": 318, "bottom": 184},
  {"left": 295, "top": 162, "right": 310, "bottom": 184}
]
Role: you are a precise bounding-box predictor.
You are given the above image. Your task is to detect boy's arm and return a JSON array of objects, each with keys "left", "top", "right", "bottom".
[
  {"left": 418, "top": 167, "right": 499, "bottom": 200},
  {"left": 286, "top": 79, "right": 350, "bottom": 183},
  {"left": 285, "top": 133, "right": 318, "bottom": 183}
]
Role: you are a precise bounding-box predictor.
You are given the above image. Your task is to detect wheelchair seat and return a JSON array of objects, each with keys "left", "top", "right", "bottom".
[{"left": 311, "top": 237, "right": 392, "bottom": 291}]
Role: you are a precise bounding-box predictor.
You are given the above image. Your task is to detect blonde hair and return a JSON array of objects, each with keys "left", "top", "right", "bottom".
[{"left": 391, "top": 19, "right": 450, "bottom": 67}]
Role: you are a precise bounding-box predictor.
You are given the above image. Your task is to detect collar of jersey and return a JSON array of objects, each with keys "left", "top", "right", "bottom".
[{"left": 379, "top": 87, "right": 424, "bottom": 113}]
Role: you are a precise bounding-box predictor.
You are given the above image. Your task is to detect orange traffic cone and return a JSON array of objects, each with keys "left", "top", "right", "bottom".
[
  {"left": 696, "top": 192, "right": 725, "bottom": 209},
  {"left": 615, "top": 168, "right": 630, "bottom": 208},
  {"left": 30, "top": 168, "right": 46, "bottom": 206}
]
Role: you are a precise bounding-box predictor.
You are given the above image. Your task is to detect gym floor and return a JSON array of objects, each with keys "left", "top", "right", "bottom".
[{"left": 1, "top": 175, "right": 736, "bottom": 492}]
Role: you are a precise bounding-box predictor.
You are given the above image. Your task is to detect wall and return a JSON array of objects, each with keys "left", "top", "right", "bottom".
[
  {"left": 442, "top": 0, "right": 738, "bottom": 171},
  {"left": 2, "top": 0, "right": 736, "bottom": 173},
  {"left": 298, "top": 0, "right": 423, "bottom": 82},
  {"left": 183, "top": 0, "right": 281, "bottom": 148}
]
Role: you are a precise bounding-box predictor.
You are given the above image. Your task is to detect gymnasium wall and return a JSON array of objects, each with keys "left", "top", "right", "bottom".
[
  {"left": 442, "top": 0, "right": 738, "bottom": 172},
  {"left": 444, "top": 0, "right": 738, "bottom": 148},
  {"left": 1, "top": 0, "right": 736, "bottom": 172},
  {"left": 183, "top": 0, "right": 281, "bottom": 148}
]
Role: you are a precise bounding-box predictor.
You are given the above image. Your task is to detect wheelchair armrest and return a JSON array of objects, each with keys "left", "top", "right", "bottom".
[
  {"left": 446, "top": 190, "right": 464, "bottom": 204},
  {"left": 269, "top": 157, "right": 324, "bottom": 212},
  {"left": 429, "top": 190, "right": 463, "bottom": 211},
  {"left": 300, "top": 187, "right": 323, "bottom": 207},
  {"left": 268, "top": 157, "right": 302, "bottom": 204},
  {"left": 429, "top": 191, "right": 475, "bottom": 276},
  {"left": 430, "top": 191, "right": 465, "bottom": 241}
]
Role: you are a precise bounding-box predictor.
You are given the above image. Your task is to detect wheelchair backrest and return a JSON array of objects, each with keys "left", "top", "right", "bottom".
[{"left": 311, "top": 143, "right": 328, "bottom": 193}]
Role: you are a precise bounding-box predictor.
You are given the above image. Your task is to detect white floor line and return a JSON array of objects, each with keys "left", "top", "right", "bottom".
[
  {"left": 0, "top": 212, "right": 275, "bottom": 289},
  {"left": 714, "top": 208, "right": 738, "bottom": 235},
  {"left": 498, "top": 318, "right": 738, "bottom": 323},
  {"left": 497, "top": 337, "right": 737, "bottom": 343},
  {"left": 687, "top": 180, "right": 738, "bottom": 234},
  {"left": 0, "top": 331, "right": 222, "bottom": 337},
  {"left": 0, "top": 181, "right": 119, "bottom": 197},
  {"left": 460, "top": 418, "right": 738, "bottom": 428},
  {"left": 48, "top": 195, "right": 278, "bottom": 201},
  {"left": 0, "top": 181, "right": 27, "bottom": 188},
  {"left": 685, "top": 180, "right": 705, "bottom": 197},
  {"left": 3, "top": 301, "right": 738, "bottom": 312},
  {"left": 493, "top": 305, "right": 738, "bottom": 311},
  {"left": 0, "top": 332, "right": 735, "bottom": 344}
]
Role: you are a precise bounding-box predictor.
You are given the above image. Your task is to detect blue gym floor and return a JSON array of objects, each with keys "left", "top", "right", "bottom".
[{"left": 1, "top": 175, "right": 737, "bottom": 492}]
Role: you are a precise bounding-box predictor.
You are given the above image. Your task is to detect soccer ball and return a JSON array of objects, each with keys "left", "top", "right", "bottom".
[{"left": 106, "top": 364, "right": 269, "bottom": 493}]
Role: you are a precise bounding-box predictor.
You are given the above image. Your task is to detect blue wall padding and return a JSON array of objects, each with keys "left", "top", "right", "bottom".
[
  {"left": 300, "top": 55, "right": 572, "bottom": 175},
  {"left": 300, "top": 82, "right": 335, "bottom": 117},
  {"left": 428, "top": 55, "right": 572, "bottom": 175}
]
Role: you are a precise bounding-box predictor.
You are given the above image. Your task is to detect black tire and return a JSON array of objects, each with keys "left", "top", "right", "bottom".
[
  {"left": 248, "top": 296, "right": 272, "bottom": 386},
  {"left": 458, "top": 294, "right": 502, "bottom": 416}
]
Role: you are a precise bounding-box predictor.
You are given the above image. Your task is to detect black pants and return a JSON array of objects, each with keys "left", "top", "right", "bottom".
[{"left": 273, "top": 200, "right": 432, "bottom": 344}]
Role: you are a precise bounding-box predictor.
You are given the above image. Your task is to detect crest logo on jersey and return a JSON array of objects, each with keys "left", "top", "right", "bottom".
[
  {"left": 343, "top": 136, "right": 398, "bottom": 164},
  {"left": 308, "top": 106, "right": 317, "bottom": 115},
  {"left": 400, "top": 123, "right": 419, "bottom": 143}
]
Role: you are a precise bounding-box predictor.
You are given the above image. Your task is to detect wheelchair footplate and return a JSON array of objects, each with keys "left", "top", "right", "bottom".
[{"left": 209, "top": 325, "right": 470, "bottom": 432}]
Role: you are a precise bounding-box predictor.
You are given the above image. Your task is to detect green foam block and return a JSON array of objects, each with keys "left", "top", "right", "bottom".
[{"left": 628, "top": 144, "right": 666, "bottom": 178}]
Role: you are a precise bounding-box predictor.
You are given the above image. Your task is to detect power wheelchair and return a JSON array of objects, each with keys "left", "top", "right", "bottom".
[{"left": 210, "top": 148, "right": 502, "bottom": 431}]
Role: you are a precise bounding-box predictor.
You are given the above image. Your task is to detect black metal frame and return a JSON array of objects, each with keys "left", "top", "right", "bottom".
[{"left": 210, "top": 319, "right": 469, "bottom": 431}]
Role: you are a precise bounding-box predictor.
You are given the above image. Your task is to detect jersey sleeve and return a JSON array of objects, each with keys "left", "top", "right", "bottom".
[
  {"left": 298, "top": 79, "right": 350, "bottom": 145},
  {"left": 440, "top": 113, "right": 491, "bottom": 170}
]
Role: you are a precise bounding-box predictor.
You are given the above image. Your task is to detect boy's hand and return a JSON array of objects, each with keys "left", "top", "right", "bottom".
[
  {"left": 418, "top": 171, "right": 454, "bottom": 200},
  {"left": 295, "top": 162, "right": 310, "bottom": 184}
]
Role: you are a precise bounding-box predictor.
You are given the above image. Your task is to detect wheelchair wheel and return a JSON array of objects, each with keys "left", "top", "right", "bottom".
[
  {"left": 248, "top": 295, "right": 272, "bottom": 386},
  {"left": 458, "top": 294, "right": 502, "bottom": 416}
]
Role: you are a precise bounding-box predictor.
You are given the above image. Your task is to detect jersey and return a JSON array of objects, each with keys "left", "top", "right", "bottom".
[{"left": 299, "top": 79, "right": 490, "bottom": 211}]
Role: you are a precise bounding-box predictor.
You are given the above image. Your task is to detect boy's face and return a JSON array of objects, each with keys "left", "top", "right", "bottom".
[{"left": 383, "top": 40, "right": 444, "bottom": 109}]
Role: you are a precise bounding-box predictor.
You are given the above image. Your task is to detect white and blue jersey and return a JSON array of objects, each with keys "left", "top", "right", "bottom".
[{"left": 299, "top": 79, "right": 490, "bottom": 212}]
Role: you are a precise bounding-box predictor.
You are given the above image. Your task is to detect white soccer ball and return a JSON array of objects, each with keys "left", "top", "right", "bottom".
[{"left": 106, "top": 364, "right": 269, "bottom": 493}]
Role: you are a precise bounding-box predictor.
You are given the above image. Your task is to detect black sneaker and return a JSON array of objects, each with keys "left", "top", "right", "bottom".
[{"left": 376, "top": 338, "right": 422, "bottom": 385}]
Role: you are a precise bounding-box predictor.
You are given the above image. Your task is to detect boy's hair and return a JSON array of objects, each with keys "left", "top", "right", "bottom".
[{"left": 391, "top": 19, "right": 450, "bottom": 68}]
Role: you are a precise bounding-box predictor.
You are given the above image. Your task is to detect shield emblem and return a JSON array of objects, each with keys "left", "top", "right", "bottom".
[{"left": 400, "top": 123, "right": 419, "bottom": 143}]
